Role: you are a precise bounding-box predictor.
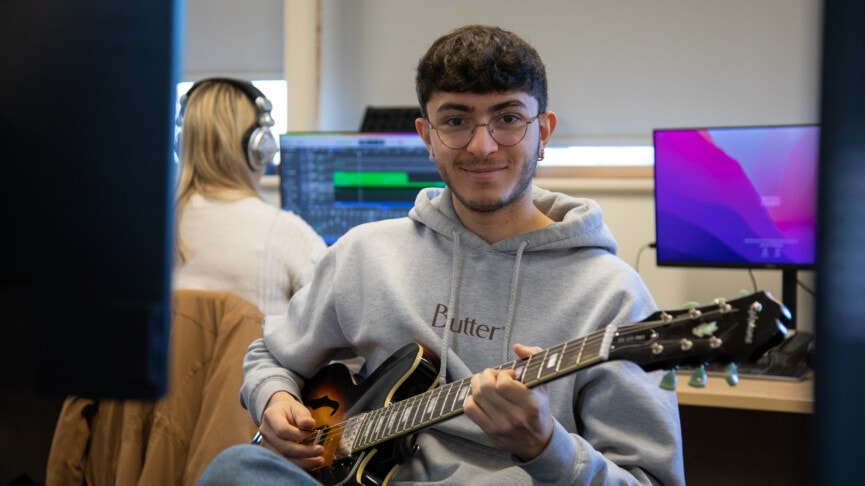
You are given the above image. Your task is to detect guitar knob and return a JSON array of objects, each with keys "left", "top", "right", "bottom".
[
  {"left": 688, "top": 365, "right": 707, "bottom": 388},
  {"left": 714, "top": 297, "right": 732, "bottom": 313},
  {"left": 724, "top": 363, "right": 739, "bottom": 387},
  {"left": 660, "top": 369, "right": 678, "bottom": 391}
]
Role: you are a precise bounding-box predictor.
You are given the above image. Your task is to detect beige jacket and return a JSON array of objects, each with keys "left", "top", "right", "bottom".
[{"left": 46, "top": 289, "right": 263, "bottom": 486}]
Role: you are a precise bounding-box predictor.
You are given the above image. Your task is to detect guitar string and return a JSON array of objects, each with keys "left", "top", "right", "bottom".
[
  {"left": 300, "top": 315, "right": 693, "bottom": 449},
  {"left": 303, "top": 321, "right": 633, "bottom": 449},
  {"left": 298, "top": 301, "right": 744, "bottom": 451},
  {"left": 298, "top": 330, "right": 611, "bottom": 450}
]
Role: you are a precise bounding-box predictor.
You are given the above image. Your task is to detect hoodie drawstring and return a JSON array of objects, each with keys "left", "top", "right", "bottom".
[
  {"left": 439, "top": 230, "right": 461, "bottom": 385},
  {"left": 438, "top": 233, "right": 529, "bottom": 384},
  {"left": 501, "top": 239, "right": 529, "bottom": 362}
]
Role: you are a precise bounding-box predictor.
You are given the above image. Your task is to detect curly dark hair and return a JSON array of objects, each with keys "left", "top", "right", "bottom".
[{"left": 415, "top": 25, "right": 548, "bottom": 118}]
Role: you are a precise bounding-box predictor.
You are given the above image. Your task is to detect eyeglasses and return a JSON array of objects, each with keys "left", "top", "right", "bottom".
[{"left": 428, "top": 113, "right": 542, "bottom": 149}]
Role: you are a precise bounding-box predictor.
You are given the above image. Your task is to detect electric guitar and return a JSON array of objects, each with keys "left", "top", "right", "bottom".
[{"left": 299, "top": 291, "right": 788, "bottom": 485}]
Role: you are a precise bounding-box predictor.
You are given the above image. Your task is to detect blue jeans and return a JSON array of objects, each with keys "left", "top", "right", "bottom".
[{"left": 197, "top": 444, "right": 322, "bottom": 485}]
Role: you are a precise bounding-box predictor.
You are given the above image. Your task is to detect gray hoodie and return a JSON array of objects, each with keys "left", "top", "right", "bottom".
[{"left": 242, "top": 186, "right": 685, "bottom": 485}]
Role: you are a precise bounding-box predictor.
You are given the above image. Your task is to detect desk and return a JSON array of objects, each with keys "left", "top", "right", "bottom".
[
  {"left": 675, "top": 374, "right": 814, "bottom": 486},
  {"left": 675, "top": 372, "right": 814, "bottom": 413}
]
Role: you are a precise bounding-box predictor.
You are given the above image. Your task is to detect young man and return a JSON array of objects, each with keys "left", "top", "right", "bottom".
[{"left": 199, "top": 25, "right": 685, "bottom": 485}]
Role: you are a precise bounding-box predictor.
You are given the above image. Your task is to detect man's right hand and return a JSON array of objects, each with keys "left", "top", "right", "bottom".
[{"left": 257, "top": 391, "right": 325, "bottom": 470}]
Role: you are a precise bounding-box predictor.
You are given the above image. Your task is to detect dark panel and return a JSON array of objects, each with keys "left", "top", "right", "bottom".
[
  {"left": 814, "top": 0, "right": 865, "bottom": 483},
  {"left": 0, "top": 0, "right": 181, "bottom": 399}
]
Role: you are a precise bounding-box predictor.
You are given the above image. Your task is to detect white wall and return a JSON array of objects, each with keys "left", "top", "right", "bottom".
[
  {"left": 319, "top": 0, "right": 822, "bottom": 145},
  {"left": 182, "top": 0, "right": 284, "bottom": 81}
]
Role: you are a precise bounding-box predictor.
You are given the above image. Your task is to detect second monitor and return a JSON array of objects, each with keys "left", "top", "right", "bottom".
[{"left": 279, "top": 132, "right": 443, "bottom": 244}]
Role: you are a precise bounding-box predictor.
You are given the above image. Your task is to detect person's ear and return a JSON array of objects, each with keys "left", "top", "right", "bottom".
[
  {"left": 538, "top": 111, "right": 557, "bottom": 153},
  {"left": 416, "top": 117, "right": 436, "bottom": 161}
]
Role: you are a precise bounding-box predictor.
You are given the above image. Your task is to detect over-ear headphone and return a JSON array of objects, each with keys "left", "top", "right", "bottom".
[{"left": 175, "top": 77, "right": 277, "bottom": 172}]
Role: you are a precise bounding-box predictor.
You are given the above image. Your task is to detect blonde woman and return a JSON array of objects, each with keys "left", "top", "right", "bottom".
[{"left": 173, "top": 78, "right": 326, "bottom": 315}]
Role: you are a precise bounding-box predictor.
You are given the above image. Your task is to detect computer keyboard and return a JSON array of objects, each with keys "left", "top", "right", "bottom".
[
  {"left": 699, "top": 360, "right": 811, "bottom": 382},
  {"left": 680, "top": 330, "right": 814, "bottom": 382}
]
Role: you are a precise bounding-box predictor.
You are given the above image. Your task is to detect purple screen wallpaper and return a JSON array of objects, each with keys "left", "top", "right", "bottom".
[{"left": 653, "top": 125, "right": 819, "bottom": 267}]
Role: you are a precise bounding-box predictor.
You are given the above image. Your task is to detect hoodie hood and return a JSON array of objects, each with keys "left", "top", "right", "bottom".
[
  {"left": 409, "top": 185, "right": 621, "bottom": 383},
  {"left": 409, "top": 185, "right": 619, "bottom": 255}
]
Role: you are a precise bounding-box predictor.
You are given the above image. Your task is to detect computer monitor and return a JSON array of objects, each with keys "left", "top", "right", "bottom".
[
  {"left": 653, "top": 124, "right": 820, "bottom": 328},
  {"left": 359, "top": 106, "right": 423, "bottom": 132},
  {"left": 279, "top": 132, "right": 444, "bottom": 244}
]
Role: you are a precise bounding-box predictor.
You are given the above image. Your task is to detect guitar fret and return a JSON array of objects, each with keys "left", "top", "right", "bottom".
[
  {"left": 364, "top": 409, "right": 381, "bottom": 443},
  {"left": 371, "top": 401, "right": 403, "bottom": 446},
  {"left": 456, "top": 382, "right": 470, "bottom": 406},
  {"left": 547, "top": 349, "right": 560, "bottom": 372},
  {"left": 428, "top": 389, "right": 445, "bottom": 418},
  {"left": 528, "top": 351, "right": 546, "bottom": 384},
  {"left": 354, "top": 412, "right": 373, "bottom": 448},
  {"left": 368, "top": 409, "right": 386, "bottom": 443},
  {"left": 379, "top": 408, "right": 393, "bottom": 439},
  {"left": 383, "top": 401, "right": 402, "bottom": 437},
  {"left": 407, "top": 393, "right": 425, "bottom": 430},
  {"left": 397, "top": 400, "right": 414, "bottom": 436},
  {"left": 539, "top": 346, "right": 563, "bottom": 383},
  {"left": 413, "top": 389, "right": 433, "bottom": 428},
  {"left": 455, "top": 381, "right": 471, "bottom": 414},
  {"left": 440, "top": 381, "right": 462, "bottom": 416},
  {"left": 432, "top": 386, "right": 446, "bottom": 418},
  {"left": 538, "top": 348, "right": 549, "bottom": 380},
  {"left": 526, "top": 354, "right": 539, "bottom": 384},
  {"left": 344, "top": 415, "right": 361, "bottom": 451},
  {"left": 557, "top": 342, "right": 567, "bottom": 373},
  {"left": 397, "top": 399, "right": 416, "bottom": 435},
  {"left": 575, "top": 335, "right": 587, "bottom": 365},
  {"left": 424, "top": 389, "right": 441, "bottom": 422}
]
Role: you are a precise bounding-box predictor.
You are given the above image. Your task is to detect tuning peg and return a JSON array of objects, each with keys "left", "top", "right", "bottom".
[
  {"left": 682, "top": 301, "right": 700, "bottom": 310},
  {"left": 724, "top": 363, "right": 739, "bottom": 387},
  {"left": 660, "top": 369, "right": 678, "bottom": 391},
  {"left": 688, "top": 365, "right": 708, "bottom": 388}
]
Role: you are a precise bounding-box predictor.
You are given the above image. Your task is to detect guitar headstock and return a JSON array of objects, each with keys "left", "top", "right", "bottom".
[{"left": 607, "top": 291, "right": 789, "bottom": 381}]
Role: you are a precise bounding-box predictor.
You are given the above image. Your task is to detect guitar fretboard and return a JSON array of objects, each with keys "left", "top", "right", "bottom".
[{"left": 344, "top": 324, "right": 617, "bottom": 452}]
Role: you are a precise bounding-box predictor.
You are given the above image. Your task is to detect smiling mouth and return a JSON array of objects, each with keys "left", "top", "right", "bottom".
[{"left": 463, "top": 165, "right": 505, "bottom": 173}]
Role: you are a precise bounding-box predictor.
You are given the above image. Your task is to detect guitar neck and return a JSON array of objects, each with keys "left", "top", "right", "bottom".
[{"left": 344, "top": 325, "right": 617, "bottom": 452}]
